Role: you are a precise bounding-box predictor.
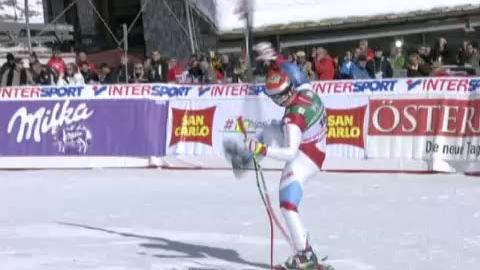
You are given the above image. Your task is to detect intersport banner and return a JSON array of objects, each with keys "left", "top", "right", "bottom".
[
  {"left": 1, "top": 77, "right": 480, "bottom": 101},
  {"left": 0, "top": 99, "right": 168, "bottom": 156}
]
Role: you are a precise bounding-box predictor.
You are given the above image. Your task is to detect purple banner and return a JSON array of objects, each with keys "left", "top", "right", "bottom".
[{"left": 0, "top": 99, "right": 168, "bottom": 156}]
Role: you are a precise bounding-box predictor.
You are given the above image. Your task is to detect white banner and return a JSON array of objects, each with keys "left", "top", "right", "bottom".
[{"left": 2, "top": 77, "right": 480, "bottom": 101}]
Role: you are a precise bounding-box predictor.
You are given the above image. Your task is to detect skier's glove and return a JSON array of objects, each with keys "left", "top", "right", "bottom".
[
  {"left": 253, "top": 42, "right": 277, "bottom": 63},
  {"left": 246, "top": 137, "right": 267, "bottom": 156}
]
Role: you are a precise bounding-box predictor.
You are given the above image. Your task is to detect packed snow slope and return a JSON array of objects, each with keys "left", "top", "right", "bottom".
[{"left": 0, "top": 169, "right": 479, "bottom": 270}]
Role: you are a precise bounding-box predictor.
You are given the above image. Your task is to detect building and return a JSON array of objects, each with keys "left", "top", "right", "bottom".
[
  {"left": 218, "top": 4, "right": 480, "bottom": 58},
  {"left": 43, "top": 0, "right": 217, "bottom": 58}
]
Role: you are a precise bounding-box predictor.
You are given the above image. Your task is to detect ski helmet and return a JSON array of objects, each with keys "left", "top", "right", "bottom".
[{"left": 265, "top": 70, "right": 294, "bottom": 106}]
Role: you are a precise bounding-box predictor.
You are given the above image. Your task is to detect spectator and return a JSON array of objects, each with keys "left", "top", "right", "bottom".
[
  {"left": 287, "top": 52, "right": 297, "bottom": 63},
  {"left": 0, "top": 53, "right": 15, "bottom": 78},
  {"left": 98, "top": 63, "right": 115, "bottom": 84},
  {"left": 221, "top": 54, "right": 235, "bottom": 83},
  {"left": 47, "top": 47, "right": 66, "bottom": 74},
  {"left": 58, "top": 63, "right": 85, "bottom": 85},
  {"left": 144, "top": 58, "right": 152, "bottom": 75},
  {"left": 340, "top": 51, "right": 354, "bottom": 79},
  {"left": 80, "top": 62, "right": 99, "bottom": 84},
  {"left": 359, "top": 39, "right": 374, "bottom": 61},
  {"left": 76, "top": 51, "right": 95, "bottom": 71},
  {"left": 116, "top": 55, "right": 133, "bottom": 83},
  {"left": 432, "top": 37, "right": 453, "bottom": 65},
  {"left": 309, "top": 50, "right": 317, "bottom": 74},
  {"left": 389, "top": 46, "right": 405, "bottom": 70},
  {"left": 233, "top": 56, "right": 247, "bottom": 83},
  {"left": 457, "top": 40, "right": 472, "bottom": 66},
  {"left": 29, "top": 52, "right": 39, "bottom": 67},
  {"left": 366, "top": 48, "right": 393, "bottom": 79},
  {"left": 349, "top": 54, "right": 371, "bottom": 79},
  {"left": 149, "top": 50, "right": 168, "bottom": 82},
  {"left": 200, "top": 54, "right": 216, "bottom": 83},
  {"left": 211, "top": 55, "right": 225, "bottom": 83},
  {"left": 406, "top": 53, "right": 431, "bottom": 77},
  {"left": 296, "top": 50, "right": 315, "bottom": 80},
  {"left": 31, "top": 61, "right": 56, "bottom": 85},
  {"left": 314, "top": 47, "right": 335, "bottom": 80},
  {"left": 416, "top": 45, "right": 427, "bottom": 64},
  {"left": 1, "top": 58, "right": 33, "bottom": 86},
  {"left": 353, "top": 48, "right": 362, "bottom": 62},
  {"left": 186, "top": 57, "right": 205, "bottom": 83},
  {"left": 421, "top": 45, "right": 433, "bottom": 65},
  {"left": 167, "top": 58, "right": 183, "bottom": 83},
  {"left": 466, "top": 43, "right": 480, "bottom": 70},
  {"left": 131, "top": 63, "right": 149, "bottom": 83}
]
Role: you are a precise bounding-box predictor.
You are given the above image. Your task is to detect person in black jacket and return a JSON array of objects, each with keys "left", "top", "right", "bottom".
[
  {"left": 31, "top": 61, "right": 56, "bottom": 85},
  {"left": 98, "top": 63, "right": 115, "bottom": 84},
  {"left": 148, "top": 50, "right": 168, "bottom": 82},
  {"left": 0, "top": 53, "right": 15, "bottom": 78},
  {"left": 407, "top": 53, "right": 432, "bottom": 77},
  {"left": 432, "top": 37, "right": 454, "bottom": 65},
  {"left": 80, "top": 62, "right": 99, "bottom": 84},
  {"left": 366, "top": 48, "right": 393, "bottom": 79}
]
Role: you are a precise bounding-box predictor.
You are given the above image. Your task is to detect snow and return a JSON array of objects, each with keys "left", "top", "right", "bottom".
[
  {"left": 0, "top": 0, "right": 44, "bottom": 23},
  {"left": 0, "top": 169, "right": 479, "bottom": 269},
  {"left": 216, "top": 0, "right": 480, "bottom": 31}
]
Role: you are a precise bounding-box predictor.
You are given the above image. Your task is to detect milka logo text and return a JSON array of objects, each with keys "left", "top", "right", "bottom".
[{"left": 7, "top": 100, "right": 94, "bottom": 143}]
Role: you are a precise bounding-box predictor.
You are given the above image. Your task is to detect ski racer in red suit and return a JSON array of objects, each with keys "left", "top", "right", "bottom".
[{"left": 244, "top": 42, "right": 332, "bottom": 270}]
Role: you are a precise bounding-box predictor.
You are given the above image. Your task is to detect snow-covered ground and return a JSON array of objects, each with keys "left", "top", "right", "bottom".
[{"left": 0, "top": 169, "right": 479, "bottom": 270}]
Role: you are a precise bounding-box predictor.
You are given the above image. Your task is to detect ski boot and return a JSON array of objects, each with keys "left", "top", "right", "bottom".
[{"left": 274, "top": 247, "right": 335, "bottom": 270}]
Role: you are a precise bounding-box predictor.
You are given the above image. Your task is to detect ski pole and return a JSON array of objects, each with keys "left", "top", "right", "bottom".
[
  {"left": 237, "top": 117, "right": 294, "bottom": 248},
  {"left": 237, "top": 116, "right": 274, "bottom": 269}
]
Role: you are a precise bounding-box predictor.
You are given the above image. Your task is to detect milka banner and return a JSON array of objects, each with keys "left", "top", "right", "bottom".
[{"left": 0, "top": 99, "right": 168, "bottom": 156}]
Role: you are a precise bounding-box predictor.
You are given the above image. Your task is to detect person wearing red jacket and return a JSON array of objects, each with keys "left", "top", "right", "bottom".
[
  {"left": 167, "top": 58, "right": 183, "bottom": 83},
  {"left": 314, "top": 47, "right": 335, "bottom": 80},
  {"left": 47, "top": 47, "right": 66, "bottom": 75},
  {"left": 359, "top": 39, "right": 375, "bottom": 61},
  {"left": 76, "top": 51, "right": 95, "bottom": 71}
]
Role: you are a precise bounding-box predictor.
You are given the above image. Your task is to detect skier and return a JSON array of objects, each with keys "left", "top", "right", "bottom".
[{"left": 243, "top": 42, "right": 330, "bottom": 270}]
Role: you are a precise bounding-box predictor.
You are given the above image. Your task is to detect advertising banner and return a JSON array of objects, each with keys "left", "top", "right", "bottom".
[
  {"left": 322, "top": 96, "right": 369, "bottom": 160},
  {"left": 2, "top": 78, "right": 480, "bottom": 172},
  {"left": 166, "top": 98, "right": 284, "bottom": 157},
  {"left": 166, "top": 95, "right": 370, "bottom": 162},
  {"left": 0, "top": 99, "right": 168, "bottom": 156},
  {"left": 2, "top": 77, "right": 480, "bottom": 101},
  {"left": 367, "top": 97, "right": 480, "bottom": 162}
]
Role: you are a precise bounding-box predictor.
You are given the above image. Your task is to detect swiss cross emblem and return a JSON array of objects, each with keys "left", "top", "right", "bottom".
[{"left": 268, "top": 74, "right": 281, "bottom": 84}]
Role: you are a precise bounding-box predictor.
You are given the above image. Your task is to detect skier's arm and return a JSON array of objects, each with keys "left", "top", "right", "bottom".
[
  {"left": 247, "top": 118, "right": 303, "bottom": 161},
  {"left": 265, "top": 123, "right": 302, "bottom": 161}
]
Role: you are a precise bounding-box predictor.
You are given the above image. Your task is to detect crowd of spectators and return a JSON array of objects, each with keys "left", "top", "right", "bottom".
[
  {"left": 1, "top": 37, "right": 479, "bottom": 87},
  {"left": 291, "top": 38, "right": 480, "bottom": 81}
]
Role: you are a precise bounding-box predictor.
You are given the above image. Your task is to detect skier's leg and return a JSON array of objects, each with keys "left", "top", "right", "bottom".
[{"left": 279, "top": 151, "right": 320, "bottom": 252}]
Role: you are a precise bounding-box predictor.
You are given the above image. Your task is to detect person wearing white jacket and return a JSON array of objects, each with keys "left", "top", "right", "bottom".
[{"left": 57, "top": 63, "right": 85, "bottom": 86}]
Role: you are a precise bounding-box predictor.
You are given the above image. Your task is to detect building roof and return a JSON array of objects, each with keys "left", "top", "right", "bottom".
[{"left": 220, "top": 4, "right": 480, "bottom": 37}]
